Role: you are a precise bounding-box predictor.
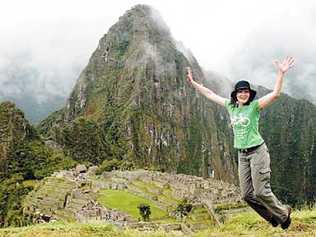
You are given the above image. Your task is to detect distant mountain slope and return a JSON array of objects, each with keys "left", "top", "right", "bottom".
[
  {"left": 0, "top": 101, "right": 76, "bottom": 226},
  {"left": 38, "top": 5, "right": 236, "bottom": 181}
]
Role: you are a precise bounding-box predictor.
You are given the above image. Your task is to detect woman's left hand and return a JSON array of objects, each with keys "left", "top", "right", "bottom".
[{"left": 273, "top": 56, "right": 295, "bottom": 74}]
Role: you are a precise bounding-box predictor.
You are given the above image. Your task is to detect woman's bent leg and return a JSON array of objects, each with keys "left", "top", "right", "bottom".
[
  {"left": 238, "top": 151, "right": 274, "bottom": 222},
  {"left": 250, "top": 143, "right": 290, "bottom": 224}
]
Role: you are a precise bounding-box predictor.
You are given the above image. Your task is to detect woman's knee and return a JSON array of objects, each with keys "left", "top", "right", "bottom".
[
  {"left": 254, "top": 189, "right": 270, "bottom": 200},
  {"left": 241, "top": 192, "right": 253, "bottom": 202}
]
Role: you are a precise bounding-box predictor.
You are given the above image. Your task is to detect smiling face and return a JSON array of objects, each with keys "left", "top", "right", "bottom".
[{"left": 236, "top": 89, "right": 250, "bottom": 105}]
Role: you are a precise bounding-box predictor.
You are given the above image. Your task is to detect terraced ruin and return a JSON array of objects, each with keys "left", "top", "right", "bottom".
[{"left": 22, "top": 165, "right": 246, "bottom": 232}]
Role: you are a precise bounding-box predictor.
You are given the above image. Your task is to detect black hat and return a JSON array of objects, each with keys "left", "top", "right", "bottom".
[{"left": 231, "top": 80, "right": 257, "bottom": 102}]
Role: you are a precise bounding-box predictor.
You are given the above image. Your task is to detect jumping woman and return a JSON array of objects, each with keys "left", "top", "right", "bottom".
[{"left": 186, "top": 56, "right": 295, "bottom": 229}]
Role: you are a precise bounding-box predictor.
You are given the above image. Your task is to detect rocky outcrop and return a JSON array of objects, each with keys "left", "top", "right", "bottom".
[
  {"left": 0, "top": 101, "right": 36, "bottom": 165},
  {"left": 0, "top": 101, "right": 76, "bottom": 227}
]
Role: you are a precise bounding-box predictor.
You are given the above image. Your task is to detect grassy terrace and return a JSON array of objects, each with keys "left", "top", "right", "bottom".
[
  {"left": 96, "top": 189, "right": 226, "bottom": 228},
  {"left": 96, "top": 189, "right": 170, "bottom": 221},
  {"left": 129, "top": 180, "right": 180, "bottom": 204},
  {"left": 0, "top": 208, "right": 315, "bottom": 236}
]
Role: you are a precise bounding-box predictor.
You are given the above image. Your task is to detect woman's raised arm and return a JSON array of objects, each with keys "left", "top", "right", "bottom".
[
  {"left": 186, "top": 67, "right": 228, "bottom": 107},
  {"left": 258, "top": 57, "right": 295, "bottom": 110}
]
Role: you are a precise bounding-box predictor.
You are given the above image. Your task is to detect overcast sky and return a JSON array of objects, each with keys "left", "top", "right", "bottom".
[{"left": 0, "top": 0, "right": 315, "bottom": 104}]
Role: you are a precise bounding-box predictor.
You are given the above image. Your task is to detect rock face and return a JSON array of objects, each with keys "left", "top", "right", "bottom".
[
  {"left": 0, "top": 101, "right": 36, "bottom": 168},
  {"left": 256, "top": 86, "right": 316, "bottom": 206},
  {"left": 0, "top": 101, "right": 76, "bottom": 227},
  {"left": 38, "top": 5, "right": 236, "bottom": 181}
]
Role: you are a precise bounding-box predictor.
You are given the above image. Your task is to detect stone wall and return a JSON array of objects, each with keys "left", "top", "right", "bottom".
[{"left": 22, "top": 166, "right": 242, "bottom": 229}]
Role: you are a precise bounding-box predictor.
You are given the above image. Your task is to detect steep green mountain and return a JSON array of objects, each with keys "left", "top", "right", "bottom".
[
  {"left": 38, "top": 5, "right": 236, "bottom": 181},
  {"left": 256, "top": 86, "right": 316, "bottom": 206},
  {"left": 0, "top": 101, "right": 76, "bottom": 227}
]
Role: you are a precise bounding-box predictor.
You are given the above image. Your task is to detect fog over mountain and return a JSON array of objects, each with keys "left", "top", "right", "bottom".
[
  {"left": 227, "top": 9, "right": 316, "bottom": 104},
  {"left": 0, "top": 21, "right": 100, "bottom": 123},
  {"left": 0, "top": 1, "right": 315, "bottom": 123}
]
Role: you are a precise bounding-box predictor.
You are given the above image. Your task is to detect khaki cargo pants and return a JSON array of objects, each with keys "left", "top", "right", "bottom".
[{"left": 238, "top": 143, "right": 289, "bottom": 224}]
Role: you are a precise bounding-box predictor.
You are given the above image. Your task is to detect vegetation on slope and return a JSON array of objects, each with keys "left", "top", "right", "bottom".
[{"left": 0, "top": 207, "right": 315, "bottom": 236}]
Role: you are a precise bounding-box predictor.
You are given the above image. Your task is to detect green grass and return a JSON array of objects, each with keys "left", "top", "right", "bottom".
[
  {"left": 0, "top": 221, "right": 184, "bottom": 237},
  {"left": 214, "top": 202, "right": 247, "bottom": 213},
  {"left": 193, "top": 208, "right": 316, "bottom": 237},
  {"left": 186, "top": 207, "right": 213, "bottom": 225},
  {"left": 99, "top": 183, "right": 213, "bottom": 226},
  {"left": 21, "top": 180, "right": 39, "bottom": 189},
  {"left": 0, "top": 208, "right": 315, "bottom": 236},
  {"left": 159, "top": 188, "right": 180, "bottom": 204},
  {"left": 132, "top": 180, "right": 160, "bottom": 193},
  {"left": 130, "top": 180, "right": 180, "bottom": 204},
  {"left": 97, "top": 189, "right": 169, "bottom": 221}
]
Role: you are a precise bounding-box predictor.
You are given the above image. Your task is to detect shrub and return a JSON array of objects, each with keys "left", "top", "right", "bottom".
[
  {"left": 137, "top": 203, "right": 151, "bottom": 221},
  {"left": 95, "top": 159, "right": 122, "bottom": 175},
  {"left": 174, "top": 199, "right": 193, "bottom": 220}
]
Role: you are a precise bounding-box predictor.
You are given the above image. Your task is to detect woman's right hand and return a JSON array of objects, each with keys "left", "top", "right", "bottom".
[
  {"left": 185, "top": 66, "right": 227, "bottom": 106},
  {"left": 186, "top": 67, "right": 194, "bottom": 85},
  {"left": 273, "top": 56, "right": 295, "bottom": 74}
]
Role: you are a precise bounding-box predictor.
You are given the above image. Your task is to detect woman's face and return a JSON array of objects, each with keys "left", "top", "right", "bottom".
[{"left": 236, "top": 89, "right": 250, "bottom": 105}]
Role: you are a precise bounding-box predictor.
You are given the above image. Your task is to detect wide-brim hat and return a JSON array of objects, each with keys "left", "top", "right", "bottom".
[{"left": 231, "top": 80, "right": 257, "bottom": 101}]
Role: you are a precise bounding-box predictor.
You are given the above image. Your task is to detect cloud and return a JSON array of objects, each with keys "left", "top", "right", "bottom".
[
  {"left": 227, "top": 9, "right": 316, "bottom": 104},
  {"left": 0, "top": 19, "right": 105, "bottom": 105},
  {"left": 1, "top": 1, "right": 316, "bottom": 118}
]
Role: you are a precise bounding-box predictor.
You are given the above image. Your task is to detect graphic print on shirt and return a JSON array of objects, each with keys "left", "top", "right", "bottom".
[{"left": 230, "top": 113, "right": 250, "bottom": 139}]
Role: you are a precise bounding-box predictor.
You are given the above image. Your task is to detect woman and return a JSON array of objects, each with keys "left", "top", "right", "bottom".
[{"left": 186, "top": 56, "right": 295, "bottom": 229}]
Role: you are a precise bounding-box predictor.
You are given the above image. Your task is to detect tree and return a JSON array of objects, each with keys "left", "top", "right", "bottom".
[
  {"left": 174, "top": 199, "right": 193, "bottom": 220},
  {"left": 137, "top": 203, "right": 151, "bottom": 221}
]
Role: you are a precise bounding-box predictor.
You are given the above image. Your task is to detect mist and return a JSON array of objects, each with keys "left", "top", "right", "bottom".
[
  {"left": 0, "top": 1, "right": 316, "bottom": 124},
  {"left": 0, "top": 19, "right": 108, "bottom": 122},
  {"left": 227, "top": 8, "right": 316, "bottom": 104}
]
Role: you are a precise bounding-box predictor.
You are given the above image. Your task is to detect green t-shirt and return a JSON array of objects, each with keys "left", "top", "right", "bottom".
[{"left": 224, "top": 100, "right": 264, "bottom": 149}]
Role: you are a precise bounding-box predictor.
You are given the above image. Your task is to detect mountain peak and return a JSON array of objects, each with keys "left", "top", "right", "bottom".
[
  {"left": 0, "top": 101, "right": 37, "bottom": 164},
  {"left": 38, "top": 5, "right": 223, "bottom": 179},
  {"left": 58, "top": 4, "right": 196, "bottom": 122},
  {"left": 110, "top": 4, "right": 171, "bottom": 44},
  {"left": 125, "top": 4, "right": 154, "bottom": 16},
  {"left": 0, "top": 101, "right": 36, "bottom": 143}
]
